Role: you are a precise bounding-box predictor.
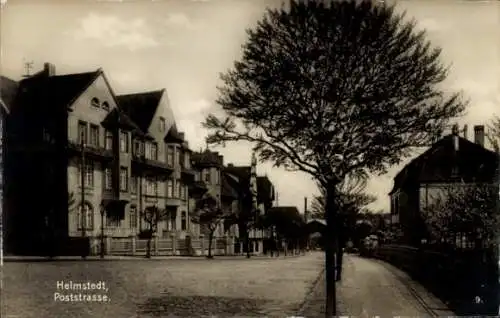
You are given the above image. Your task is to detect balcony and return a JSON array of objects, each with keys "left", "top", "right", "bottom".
[
  {"left": 188, "top": 181, "right": 208, "bottom": 198},
  {"left": 166, "top": 198, "right": 182, "bottom": 207},
  {"left": 103, "top": 226, "right": 134, "bottom": 237},
  {"left": 67, "top": 142, "right": 114, "bottom": 161},
  {"left": 181, "top": 167, "right": 196, "bottom": 183},
  {"left": 132, "top": 154, "right": 174, "bottom": 175}
]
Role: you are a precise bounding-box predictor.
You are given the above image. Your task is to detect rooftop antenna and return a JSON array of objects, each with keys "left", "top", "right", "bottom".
[{"left": 22, "top": 60, "right": 34, "bottom": 78}]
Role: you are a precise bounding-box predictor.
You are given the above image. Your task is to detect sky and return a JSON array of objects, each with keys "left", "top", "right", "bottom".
[{"left": 0, "top": 0, "right": 499, "bottom": 214}]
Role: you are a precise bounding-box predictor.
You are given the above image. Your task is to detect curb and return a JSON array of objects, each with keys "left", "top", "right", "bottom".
[
  {"left": 2, "top": 254, "right": 308, "bottom": 262},
  {"left": 296, "top": 266, "right": 326, "bottom": 316},
  {"left": 375, "top": 258, "right": 456, "bottom": 317}
]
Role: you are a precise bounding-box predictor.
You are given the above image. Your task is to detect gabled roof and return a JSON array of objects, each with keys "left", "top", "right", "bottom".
[
  {"left": 164, "top": 124, "right": 184, "bottom": 143},
  {"left": 268, "top": 206, "right": 300, "bottom": 215},
  {"left": 257, "top": 176, "right": 274, "bottom": 203},
  {"left": 117, "top": 89, "right": 165, "bottom": 133},
  {"left": 101, "top": 108, "right": 143, "bottom": 133},
  {"left": 221, "top": 173, "right": 239, "bottom": 199},
  {"left": 390, "top": 134, "right": 498, "bottom": 194},
  {"left": 16, "top": 70, "right": 100, "bottom": 111},
  {"left": 0, "top": 76, "right": 19, "bottom": 113},
  {"left": 192, "top": 150, "right": 223, "bottom": 167},
  {"left": 224, "top": 165, "right": 251, "bottom": 186}
]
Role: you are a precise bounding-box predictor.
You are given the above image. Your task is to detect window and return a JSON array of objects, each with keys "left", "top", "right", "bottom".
[
  {"left": 102, "top": 101, "right": 110, "bottom": 111},
  {"left": 179, "top": 182, "right": 184, "bottom": 199},
  {"left": 204, "top": 169, "right": 210, "bottom": 183},
  {"left": 104, "top": 168, "right": 112, "bottom": 190},
  {"left": 184, "top": 185, "right": 189, "bottom": 200},
  {"left": 106, "top": 215, "right": 120, "bottom": 227},
  {"left": 119, "top": 167, "right": 128, "bottom": 192},
  {"left": 89, "top": 124, "right": 99, "bottom": 148},
  {"left": 151, "top": 143, "right": 158, "bottom": 160},
  {"left": 175, "top": 147, "right": 181, "bottom": 165},
  {"left": 78, "top": 121, "right": 87, "bottom": 145},
  {"left": 130, "top": 206, "right": 137, "bottom": 228},
  {"left": 134, "top": 140, "right": 143, "bottom": 156},
  {"left": 91, "top": 97, "right": 100, "bottom": 108},
  {"left": 159, "top": 117, "right": 166, "bottom": 132},
  {"left": 175, "top": 180, "right": 181, "bottom": 198},
  {"left": 130, "top": 176, "right": 137, "bottom": 194},
  {"left": 145, "top": 142, "right": 152, "bottom": 160},
  {"left": 215, "top": 170, "right": 220, "bottom": 184},
  {"left": 167, "top": 179, "right": 173, "bottom": 197},
  {"left": 181, "top": 211, "right": 187, "bottom": 230},
  {"left": 78, "top": 161, "right": 94, "bottom": 187},
  {"left": 146, "top": 178, "right": 158, "bottom": 196},
  {"left": 170, "top": 211, "right": 177, "bottom": 230},
  {"left": 167, "top": 146, "right": 174, "bottom": 166},
  {"left": 119, "top": 131, "right": 128, "bottom": 153},
  {"left": 105, "top": 130, "right": 113, "bottom": 150},
  {"left": 184, "top": 152, "right": 190, "bottom": 169},
  {"left": 77, "top": 203, "right": 93, "bottom": 230},
  {"left": 42, "top": 127, "right": 52, "bottom": 143}
]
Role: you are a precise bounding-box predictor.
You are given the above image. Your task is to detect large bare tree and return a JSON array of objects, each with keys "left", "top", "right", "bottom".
[{"left": 203, "top": 1, "right": 465, "bottom": 315}]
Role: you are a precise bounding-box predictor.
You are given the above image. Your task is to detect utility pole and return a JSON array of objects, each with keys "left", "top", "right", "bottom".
[{"left": 80, "top": 130, "right": 86, "bottom": 259}]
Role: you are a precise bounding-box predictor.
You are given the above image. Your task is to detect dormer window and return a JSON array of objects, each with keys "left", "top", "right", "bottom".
[
  {"left": 159, "top": 117, "right": 166, "bottom": 132},
  {"left": 102, "top": 101, "right": 110, "bottom": 111},
  {"left": 91, "top": 98, "right": 100, "bottom": 108}
]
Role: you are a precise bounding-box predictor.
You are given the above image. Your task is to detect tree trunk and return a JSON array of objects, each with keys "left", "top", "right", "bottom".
[
  {"left": 246, "top": 230, "right": 251, "bottom": 258},
  {"left": 146, "top": 228, "right": 152, "bottom": 258},
  {"left": 325, "top": 181, "right": 338, "bottom": 317},
  {"left": 336, "top": 240, "right": 344, "bottom": 281},
  {"left": 208, "top": 231, "right": 214, "bottom": 258},
  {"left": 146, "top": 237, "right": 151, "bottom": 258}
]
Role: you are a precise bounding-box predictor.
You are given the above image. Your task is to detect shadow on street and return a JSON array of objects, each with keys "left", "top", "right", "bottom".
[{"left": 137, "top": 294, "right": 270, "bottom": 316}]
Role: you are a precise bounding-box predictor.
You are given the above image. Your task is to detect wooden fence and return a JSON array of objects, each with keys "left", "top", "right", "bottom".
[{"left": 89, "top": 235, "right": 235, "bottom": 257}]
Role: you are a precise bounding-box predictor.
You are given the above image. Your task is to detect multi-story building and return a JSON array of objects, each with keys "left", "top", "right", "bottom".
[
  {"left": 5, "top": 62, "right": 195, "bottom": 255},
  {"left": 0, "top": 76, "right": 18, "bottom": 254},
  {"left": 389, "top": 124, "right": 497, "bottom": 245},
  {"left": 224, "top": 154, "right": 275, "bottom": 255},
  {"left": 191, "top": 149, "right": 225, "bottom": 237}
]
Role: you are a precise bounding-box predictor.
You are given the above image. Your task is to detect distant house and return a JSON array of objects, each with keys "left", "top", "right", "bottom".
[
  {"left": 224, "top": 155, "right": 275, "bottom": 255},
  {"left": 389, "top": 125, "right": 498, "bottom": 245},
  {"left": 190, "top": 149, "right": 226, "bottom": 238}
]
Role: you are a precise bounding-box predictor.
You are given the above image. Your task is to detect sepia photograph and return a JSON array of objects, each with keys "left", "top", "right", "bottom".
[{"left": 0, "top": 0, "right": 499, "bottom": 317}]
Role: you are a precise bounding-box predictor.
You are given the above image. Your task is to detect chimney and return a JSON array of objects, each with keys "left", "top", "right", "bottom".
[
  {"left": 462, "top": 124, "right": 468, "bottom": 140},
  {"left": 474, "top": 125, "right": 485, "bottom": 147},
  {"left": 43, "top": 62, "right": 56, "bottom": 76},
  {"left": 452, "top": 123, "right": 459, "bottom": 152}
]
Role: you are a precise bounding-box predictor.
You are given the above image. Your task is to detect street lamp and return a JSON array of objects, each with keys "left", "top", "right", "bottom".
[{"left": 100, "top": 202, "right": 105, "bottom": 258}]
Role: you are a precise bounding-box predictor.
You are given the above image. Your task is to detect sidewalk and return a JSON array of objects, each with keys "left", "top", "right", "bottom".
[
  {"left": 299, "top": 254, "right": 456, "bottom": 317},
  {"left": 2, "top": 253, "right": 307, "bottom": 262}
]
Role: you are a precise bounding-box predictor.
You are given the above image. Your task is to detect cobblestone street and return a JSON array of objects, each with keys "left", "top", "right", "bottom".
[{"left": 2, "top": 253, "right": 323, "bottom": 317}]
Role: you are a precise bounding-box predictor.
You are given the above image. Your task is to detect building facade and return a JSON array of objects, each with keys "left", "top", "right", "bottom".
[
  {"left": 0, "top": 76, "right": 18, "bottom": 254},
  {"left": 191, "top": 149, "right": 228, "bottom": 238},
  {"left": 6, "top": 63, "right": 196, "bottom": 254},
  {"left": 389, "top": 125, "right": 498, "bottom": 245}
]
